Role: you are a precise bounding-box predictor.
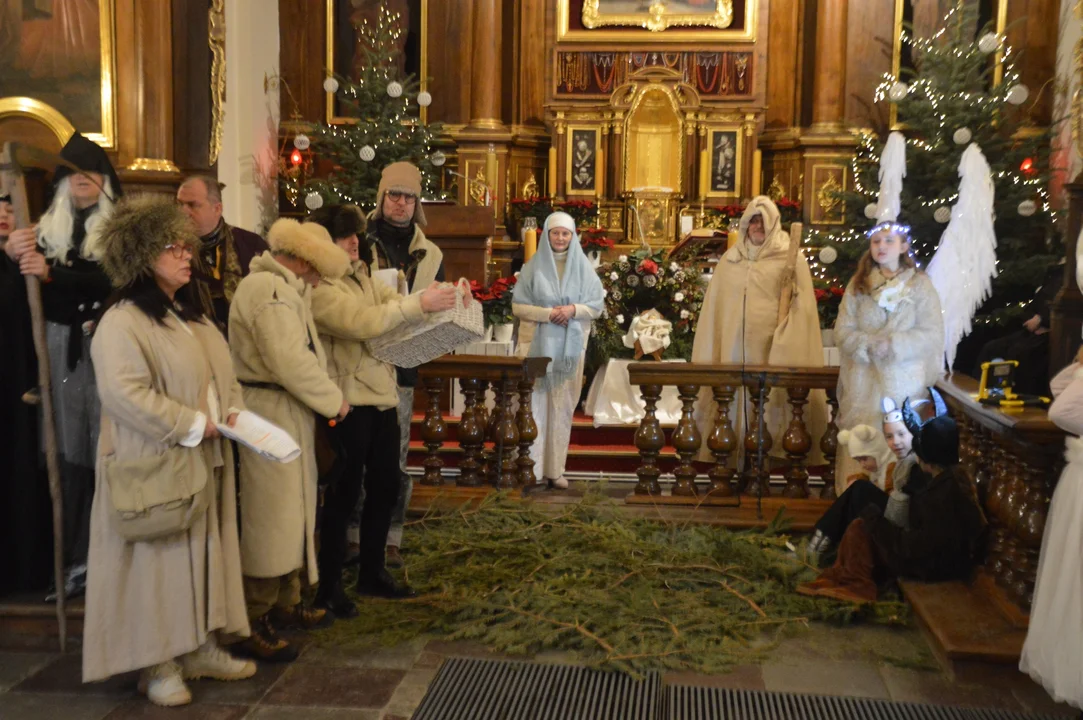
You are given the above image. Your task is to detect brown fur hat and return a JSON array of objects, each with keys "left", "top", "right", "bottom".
[
  {"left": 97, "top": 194, "right": 199, "bottom": 288},
  {"left": 267, "top": 218, "right": 350, "bottom": 280}
]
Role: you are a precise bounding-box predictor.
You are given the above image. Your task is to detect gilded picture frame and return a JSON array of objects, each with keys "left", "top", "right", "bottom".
[
  {"left": 325, "top": 0, "right": 428, "bottom": 125},
  {"left": 705, "top": 127, "right": 742, "bottom": 199},
  {"left": 566, "top": 126, "right": 600, "bottom": 196},
  {"left": 557, "top": 0, "right": 755, "bottom": 43},
  {"left": 0, "top": 0, "right": 117, "bottom": 149}
]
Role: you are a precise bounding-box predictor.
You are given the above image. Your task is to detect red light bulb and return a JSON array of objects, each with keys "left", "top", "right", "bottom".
[
  {"left": 290, "top": 149, "right": 303, "bottom": 166},
  {"left": 1020, "top": 157, "right": 1034, "bottom": 173}
]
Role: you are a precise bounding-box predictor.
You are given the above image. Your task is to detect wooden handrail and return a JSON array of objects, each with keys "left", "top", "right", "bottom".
[
  {"left": 935, "top": 374, "right": 1061, "bottom": 445},
  {"left": 627, "top": 362, "right": 839, "bottom": 389},
  {"left": 419, "top": 355, "right": 551, "bottom": 381}
]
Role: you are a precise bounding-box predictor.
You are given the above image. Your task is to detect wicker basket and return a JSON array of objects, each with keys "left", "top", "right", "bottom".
[{"left": 367, "top": 278, "right": 485, "bottom": 368}]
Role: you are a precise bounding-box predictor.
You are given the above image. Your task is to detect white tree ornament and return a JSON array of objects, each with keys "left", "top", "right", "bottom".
[
  {"left": 359, "top": 145, "right": 376, "bottom": 162},
  {"left": 864, "top": 203, "right": 878, "bottom": 219},
  {"left": 888, "top": 81, "right": 909, "bottom": 102},
  {"left": 1006, "top": 84, "right": 1029, "bottom": 106},
  {"left": 416, "top": 91, "right": 432, "bottom": 107},
  {"left": 818, "top": 246, "right": 838, "bottom": 264},
  {"left": 952, "top": 128, "right": 972, "bottom": 145},
  {"left": 430, "top": 150, "right": 446, "bottom": 167},
  {"left": 1017, "top": 199, "right": 1037, "bottom": 217},
  {"left": 926, "top": 143, "right": 998, "bottom": 373},
  {"left": 387, "top": 81, "right": 403, "bottom": 98},
  {"left": 292, "top": 134, "right": 310, "bottom": 151},
  {"left": 323, "top": 77, "right": 339, "bottom": 94},
  {"left": 934, "top": 206, "right": 951, "bottom": 223},
  {"left": 304, "top": 192, "right": 324, "bottom": 210},
  {"left": 977, "top": 33, "right": 1000, "bottom": 54}
]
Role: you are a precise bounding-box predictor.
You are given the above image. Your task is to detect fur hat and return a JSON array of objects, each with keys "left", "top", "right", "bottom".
[
  {"left": 97, "top": 194, "right": 199, "bottom": 288},
  {"left": 267, "top": 218, "right": 350, "bottom": 280},
  {"left": 838, "top": 424, "right": 887, "bottom": 460},
  {"left": 307, "top": 204, "right": 366, "bottom": 241},
  {"left": 372, "top": 161, "right": 427, "bottom": 227}
]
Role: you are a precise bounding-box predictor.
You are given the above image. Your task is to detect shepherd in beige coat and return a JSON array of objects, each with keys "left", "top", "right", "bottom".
[
  {"left": 84, "top": 196, "right": 254, "bottom": 707},
  {"left": 228, "top": 219, "right": 350, "bottom": 662},
  {"left": 691, "top": 196, "right": 827, "bottom": 476}
]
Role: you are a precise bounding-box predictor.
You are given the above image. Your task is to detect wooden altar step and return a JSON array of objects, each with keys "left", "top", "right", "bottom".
[{"left": 899, "top": 573, "right": 1028, "bottom": 674}]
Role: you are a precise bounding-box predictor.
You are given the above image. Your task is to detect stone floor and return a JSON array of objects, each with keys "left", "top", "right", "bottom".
[{"left": 0, "top": 622, "right": 1077, "bottom": 719}]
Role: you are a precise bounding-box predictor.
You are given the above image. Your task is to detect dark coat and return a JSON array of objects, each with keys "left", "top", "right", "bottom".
[{"left": 861, "top": 465, "right": 986, "bottom": 582}]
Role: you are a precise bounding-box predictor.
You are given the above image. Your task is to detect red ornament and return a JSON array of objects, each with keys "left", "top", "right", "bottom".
[
  {"left": 1020, "top": 157, "right": 1034, "bottom": 173},
  {"left": 290, "top": 149, "right": 303, "bottom": 166}
]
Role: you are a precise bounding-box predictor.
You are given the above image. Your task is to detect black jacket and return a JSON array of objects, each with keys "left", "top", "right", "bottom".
[{"left": 861, "top": 465, "right": 987, "bottom": 582}]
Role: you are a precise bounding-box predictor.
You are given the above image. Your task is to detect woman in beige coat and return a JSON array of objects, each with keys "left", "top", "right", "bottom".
[{"left": 84, "top": 196, "right": 254, "bottom": 706}]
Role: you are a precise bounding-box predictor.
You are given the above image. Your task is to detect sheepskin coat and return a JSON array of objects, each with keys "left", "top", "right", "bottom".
[
  {"left": 83, "top": 303, "right": 248, "bottom": 682},
  {"left": 228, "top": 253, "right": 344, "bottom": 583},
  {"left": 310, "top": 259, "right": 426, "bottom": 410},
  {"left": 834, "top": 267, "right": 944, "bottom": 432}
]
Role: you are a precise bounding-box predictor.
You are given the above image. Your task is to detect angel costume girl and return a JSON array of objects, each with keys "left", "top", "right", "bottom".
[{"left": 512, "top": 212, "right": 605, "bottom": 489}]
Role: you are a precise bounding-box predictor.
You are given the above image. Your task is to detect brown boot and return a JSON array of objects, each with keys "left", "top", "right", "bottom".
[
  {"left": 238, "top": 615, "right": 298, "bottom": 663},
  {"left": 385, "top": 545, "right": 404, "bottom": 568},
  {"left": 270, "top": 603, "right": 334, "bottom": 630}
]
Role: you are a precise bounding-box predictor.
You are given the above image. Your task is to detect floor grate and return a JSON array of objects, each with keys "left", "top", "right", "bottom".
[{"left": 412, "top": 657, "right": 1065, "bottom": 720}]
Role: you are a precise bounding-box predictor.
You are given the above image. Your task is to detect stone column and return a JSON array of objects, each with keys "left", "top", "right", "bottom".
[
  {"left": 809, "top": 0, "right": 849, "bottom": 133},
  {"left": 467, "top": 0, "right": 505, "bottom": 131}
]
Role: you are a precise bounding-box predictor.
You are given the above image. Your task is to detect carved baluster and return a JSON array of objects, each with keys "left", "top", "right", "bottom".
[
  {"left": 973, "top": 428, "right": 995, "bottom": 505},
  {"left": 495, "top": 377, "right": 520, "bottom": 489},
  {"left": 1015, "top": 452, "right": 1053, "bottom": 609},
  {"left": 634, "top": 384, "right": 665, "bottom": 495},
  {"left": 742, "top": 382, "right": 773, "bottom": 497},
  {"left": 985, "top": 445, "right": 1011, "bottom": 581},
  {"left": 999, "top": 453, "right": 1029, "bottom": 597},
  {"left": 782, "top": 386, "right": 812, "bottom": 499},
  {"left": 516, "top": 376, "right": 540, "bottom": 488},
  {"left": 475, "top": 380, "right": 492, "bottom": 480},
  {"left": 671, "top": 384, "right": 702, "bottom": 496},
  {"left": 819, "top": 388, "right": 840, "bottom": 500},
  {"left": 485, "top": 380, "right": 507, "bottom": 486},
  {"left": 457, "top": 377, "right": 484, "bottom": 487},
  {"left": 958, "top": 415, "right": 979, "bottom": 488},
  {"left": 420, "top": 376, "right": 447, "bottom": 486},
  {"left": 707, "top": 385, "right": 738, "bottom": 497}
]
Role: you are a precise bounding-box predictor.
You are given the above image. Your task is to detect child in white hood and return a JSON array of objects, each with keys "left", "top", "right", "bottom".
[{"left": 838, "top": 424, "right": 894, "bottom": 491}]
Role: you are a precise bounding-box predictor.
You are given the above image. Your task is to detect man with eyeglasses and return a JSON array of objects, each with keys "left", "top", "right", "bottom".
[{"left": 362, "top": 161, "right": 444, "bottom": 569}]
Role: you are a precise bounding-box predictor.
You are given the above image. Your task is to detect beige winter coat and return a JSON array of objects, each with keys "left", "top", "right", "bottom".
[
  {"left": 84, "top": 303, "right": 249, "bottom": 682},
  {"left": 691, "top": 197, "right": 827, "bottom": 463},
  {"left": 228, "top": 253, "right": 344, "bottom": 583},
  {"left": 366, "top": 219, "right": 444, "bottom": 292},
  {"left": 310, "top": 259, "right": 426, "bottom": 410}
]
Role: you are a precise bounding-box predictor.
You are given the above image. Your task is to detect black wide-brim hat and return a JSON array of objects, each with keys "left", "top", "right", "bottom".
[{"left": 53, "top": 132, "right": 123, "bottom": 202}]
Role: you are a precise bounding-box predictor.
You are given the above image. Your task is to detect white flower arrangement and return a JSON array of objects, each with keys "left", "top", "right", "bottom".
[
  {"left": 618, "top": 255, "right": 628, "bottom": 262},
  {"left": 610, "top": 271, "right": 619, "bottom": 281},
  {"left": 680, "top": 309, "right": 690, "bottom": 319},
  {"left": 674, "top": 291, "right": 685, "bottom": 302},
  {"left": 616, "top": 314, "right": 625, "bottom": 324}
]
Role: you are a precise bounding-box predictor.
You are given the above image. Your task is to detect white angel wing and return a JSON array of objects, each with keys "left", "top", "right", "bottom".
[
  {"left": 926, "top": 143, "right": 997, "bottom": 373},
  {"left": 874, "top": 131, "right": 907, "bottom": 223}
]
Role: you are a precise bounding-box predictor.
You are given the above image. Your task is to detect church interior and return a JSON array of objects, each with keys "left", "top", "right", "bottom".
[{"left": 2, "top": 0, "right": 1083, "bottom": 717}]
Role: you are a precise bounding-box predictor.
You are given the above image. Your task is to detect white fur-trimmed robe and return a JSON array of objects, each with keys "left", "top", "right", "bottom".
[{"left": 833, "top": 267, "right": 944, "bottom": 434}]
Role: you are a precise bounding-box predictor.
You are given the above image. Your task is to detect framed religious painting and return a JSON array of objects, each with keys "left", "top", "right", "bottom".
[
  {"left": 706, "top": 128, "right": 742, "bottom": 199},
  {"left": 557, "top": 0, "right": 756, "bottom": 43},
  {"left": 0, "top": 0, "right": 117, "bottom": 148},
  {"left": 566, "top": 126, "right": 600, "bottom": 196},
  {"left": 325, "top": 0, "right": 427, "bottom": 124}
]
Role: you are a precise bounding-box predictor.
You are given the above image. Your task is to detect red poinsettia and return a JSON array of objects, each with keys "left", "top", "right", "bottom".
[{"left": 637, "top": 258, "right": 659, "bottom": 275}]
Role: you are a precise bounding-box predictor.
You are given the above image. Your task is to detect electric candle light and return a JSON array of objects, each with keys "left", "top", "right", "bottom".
[
  {"left": 548, "top": 147, "right": 557, "bottom": 196},
  {"left": 698, "top": 149, "right": 709, "bottom": 201},
  {"left": 751, "top": 149, "right": 762, "bottom": 197},
  {"left": 596, "top": 148, "right": 604, "bottom": 199},
  {"left": 523, "top": 227, "right": 537, "bottom": 262}
]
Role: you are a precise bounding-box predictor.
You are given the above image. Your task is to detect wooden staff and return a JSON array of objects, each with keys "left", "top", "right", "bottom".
[
  {"left": 0, "top": 142, "right": 67, "bottom": 651},
  {"left": 776, "top": 221, "right": 803, "bottom": 326}
]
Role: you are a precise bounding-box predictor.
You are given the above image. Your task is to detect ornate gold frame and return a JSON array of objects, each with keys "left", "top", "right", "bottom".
[
  {"left": 565, "top": 125, "right": 601, "bottom": 196},
  {"left": 558, "top": 0, "right": 755, "bottom": 43},
  {"left": 0, "top": 0, "right": 116, "bottom": 149},
  {"left": 325, "top": 0, "right": 428, "bottom": 124},
  {"left": 705, "top": 127, "right": 742, "bottom": 199}
]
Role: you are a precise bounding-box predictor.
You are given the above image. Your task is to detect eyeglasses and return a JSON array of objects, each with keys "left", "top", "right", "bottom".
[
  {"left": 164, "top": 243, "right": 194, "bottom": 259},
  {"left": 386, "top": 190, "right": 417, "bottom": 204}
]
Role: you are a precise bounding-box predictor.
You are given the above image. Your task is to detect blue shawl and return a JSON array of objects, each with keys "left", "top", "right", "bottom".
[{"left": 513, "top": 213, "right": 605, "bottom": 390}]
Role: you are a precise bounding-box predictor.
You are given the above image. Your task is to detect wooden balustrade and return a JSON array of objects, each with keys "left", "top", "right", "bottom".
[
  {"left": 936, "top": 374, "right": 1065, "bottom": 613},
  {"left": 625, "top": 363, "right": 840, "bottom": 502},
  {"left": 416, "top": 356, "right": 550, "bottom": 490}
]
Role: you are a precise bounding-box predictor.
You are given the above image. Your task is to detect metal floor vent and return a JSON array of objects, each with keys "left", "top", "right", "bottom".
[{"left": 413, "top": 658, "right": 1065, "bottom": 720}]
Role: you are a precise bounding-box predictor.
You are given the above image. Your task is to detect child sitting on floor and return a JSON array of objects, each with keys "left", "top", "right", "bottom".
[{"left": 837, "top": 424, "right": 894, "bottom": 491}]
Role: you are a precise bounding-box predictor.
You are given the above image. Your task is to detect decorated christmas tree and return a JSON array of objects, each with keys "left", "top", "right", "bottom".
[
  {"left": 808, "top": 2, "right": 1060, "bottom": 367},
  {"left": 286, "top": 5, "right": 445, "bottom": 212}
]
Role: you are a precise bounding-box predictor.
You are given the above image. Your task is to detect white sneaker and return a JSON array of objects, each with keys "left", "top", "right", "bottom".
[
  {"left": 138, "top": 661, "right": 192, "bottom": 707},
  {"left": 550, "top": 476, "right": 569, "bottom": 489},
  {"left": 181, "top": 637, "right": 257, "bottom": 681}
]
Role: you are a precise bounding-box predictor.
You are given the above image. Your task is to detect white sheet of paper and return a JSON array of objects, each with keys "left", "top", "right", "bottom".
[
  {"left": 373, "top": 268, "right": 400, "bottom": 292},
  {"left": 217, "top": 410, "right": 301, "bottom": 464}
]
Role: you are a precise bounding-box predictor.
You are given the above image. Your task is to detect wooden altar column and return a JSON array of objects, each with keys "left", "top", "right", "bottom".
[
  {"left": 467, "top": 0, "right": 505, "bottom": 132},
  {"left": 809, "top": 0, "right": 849, "bottom": 132},
  {"left": 1050, "top": 181, "right": 1083, "bottom": 376}
]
